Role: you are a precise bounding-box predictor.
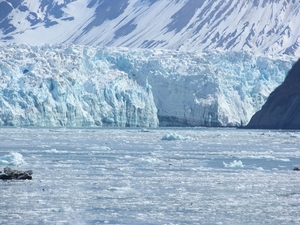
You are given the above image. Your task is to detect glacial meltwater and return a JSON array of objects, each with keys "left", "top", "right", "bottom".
[{"left": 0, "top": 127, "right": 300, "bottom": 224}]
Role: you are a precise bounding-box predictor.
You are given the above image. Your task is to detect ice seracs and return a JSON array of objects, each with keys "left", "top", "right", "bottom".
[
  {"left": 0, "top": 44, "right": 159, "bottom": 127},
  {"left": 0, "top": 44, "right": 295, "bottom": 127}
]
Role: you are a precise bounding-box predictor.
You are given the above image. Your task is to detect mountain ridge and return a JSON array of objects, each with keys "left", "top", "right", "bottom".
[{"left": 0, "top": 0, "right": 299, "bottom": 56}]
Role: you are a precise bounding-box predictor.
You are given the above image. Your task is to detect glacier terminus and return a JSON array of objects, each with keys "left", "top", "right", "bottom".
[
  {"left": 0, "top": 0, "right": 299, "bottom": 127},
  {"left": 1, "top": 1, "right": 300, "bottom": 224},
  {"left": 0, "top": 44, "right": 295, "bottom": 127}
]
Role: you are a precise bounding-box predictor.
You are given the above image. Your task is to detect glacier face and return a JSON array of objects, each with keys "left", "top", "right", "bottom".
[
  {"left": 0, "top": 44, "right": 295, "bottom": 127},
  {"left": 0, "top": 44, "right": 158, "bottom": 127},
  {"left": 0, "top": 0, "right": 299, "bottom": 56}
]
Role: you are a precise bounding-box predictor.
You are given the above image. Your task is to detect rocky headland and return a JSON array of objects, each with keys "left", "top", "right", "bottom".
[{"left": 246, "top": 58, "right": 300, "bottom": 129}]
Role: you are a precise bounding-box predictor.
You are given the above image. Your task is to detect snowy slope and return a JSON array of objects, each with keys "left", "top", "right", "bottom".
[
  {"left": 0, "top": 0, "right": 300, "bottom": 56},
  {"left": 0, "top": 44, "right": 294, "bottom": 127}
]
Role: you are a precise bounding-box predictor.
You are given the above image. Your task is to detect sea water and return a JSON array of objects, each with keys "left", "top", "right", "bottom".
[{"left": 0, "top": 127, "right": 300, "bottom": 225}]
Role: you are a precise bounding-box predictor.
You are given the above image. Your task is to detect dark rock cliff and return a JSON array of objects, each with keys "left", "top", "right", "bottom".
[{"left": 246, "top": 58, "right": 300, "bottom": 129}]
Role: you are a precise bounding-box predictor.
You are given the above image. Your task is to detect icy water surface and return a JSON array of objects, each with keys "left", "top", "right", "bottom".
[{"left": 0, "top": 127, "right": 300, "bottom": 225}]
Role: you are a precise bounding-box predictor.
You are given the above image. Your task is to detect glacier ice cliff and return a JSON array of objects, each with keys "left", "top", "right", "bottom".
[
  {"left": 0, "top": 44, "right": 295, "bottom": 127},
  {"left": 0, "top": 44, "right": 158, "bottom": 127}
]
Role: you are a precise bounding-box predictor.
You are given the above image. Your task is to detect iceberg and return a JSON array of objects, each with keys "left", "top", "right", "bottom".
[
  {"left": 0, "top": 152, "right": 26, "bottom": 166},
  {"left": 0, "top": 44, "right": 295, "bottom": 127},
  {"left": 161, "top": 132, "right": 194, "bottom": 141},
  {"left": 223, "top": 160, "right": 244, "bottom": 168}
]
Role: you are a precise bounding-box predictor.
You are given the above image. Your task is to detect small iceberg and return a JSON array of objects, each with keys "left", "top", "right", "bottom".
[
  {"left": 0, "top": 152, "right": 27, "bottom": 166},
  {"left": 223, "top": 160, "right": 244, "bottom": 168},
  {"left": 161, "top": 132, "right": 194, "bottom": 141},
  {"left": 86, "top": 146, "right": 111, "bottom": 151}
]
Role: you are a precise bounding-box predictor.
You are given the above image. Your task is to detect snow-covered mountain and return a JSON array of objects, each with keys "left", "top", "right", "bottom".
[
  {"left": 0, "top": 44, "right": 294, "bottom": 127},
  {"left": 1, "top": 0, "right": 300, "bottom": 56}
]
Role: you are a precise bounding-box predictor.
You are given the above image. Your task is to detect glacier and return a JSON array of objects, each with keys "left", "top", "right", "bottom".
[{"left": 0, "top": 44, "right": 295, "bottom": 127}]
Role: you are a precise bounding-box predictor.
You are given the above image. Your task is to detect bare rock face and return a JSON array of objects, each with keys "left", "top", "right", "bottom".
[
  {"left": 0, "top": 167, "right": 33, "bottom": 180},
  {"left": 246, "top": 58, "right": 300, "bottom": 129}
]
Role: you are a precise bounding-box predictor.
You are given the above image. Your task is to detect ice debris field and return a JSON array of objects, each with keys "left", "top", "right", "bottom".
[
  {"left": 0, "top": 44, "right": 295, "bottom": 127},
  {"left": 1, "top": 127, "right": 300, "bottom": 224}
]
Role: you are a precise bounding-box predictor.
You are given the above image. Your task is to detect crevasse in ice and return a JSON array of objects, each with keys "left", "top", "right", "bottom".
[
  {"left": 0, "top": 44, "right": 295, "bottom": 127},
  {"left": 0, "top": 44, "right": 158, "bottom": 127}
]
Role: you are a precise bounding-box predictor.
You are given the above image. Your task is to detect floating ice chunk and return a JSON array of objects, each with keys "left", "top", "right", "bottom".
[
  {"left": 139, "top": 156, "right": 164, "bottom": 164},
  {"left": 161, "top": 132, "right": 194, "bottom": 141},
  {"left": 45, "top": 149, "right": 60, "bottom": 153},
  {"left": 276, "top": 158, "right": 290, "bottom": 162},
  {"left": 44, "top": 149, "right": 68, "bottom": 154},
  {"left": 0, "top": 152, "right": 26, "bottom": 166},
  {"left": 50, "top": 207, "right": 73, "bottom": 213},
  {"left": 223, "top": 160, "right": 244, "bottom": 168},
  {"left": 86, "top": 146, "right": 111, "bottom": 151},
  {"left": 99, "top": 146, "right": 111, "bottom": 151},
  {"left": 105, "top": 186, "right": 138, "bottom": 198},
  {"left": 140, "top": 128, "right": 150, "bottom": 132},
  {"left": 239, "top": 155, "right": 290, "bottom": 162}
]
